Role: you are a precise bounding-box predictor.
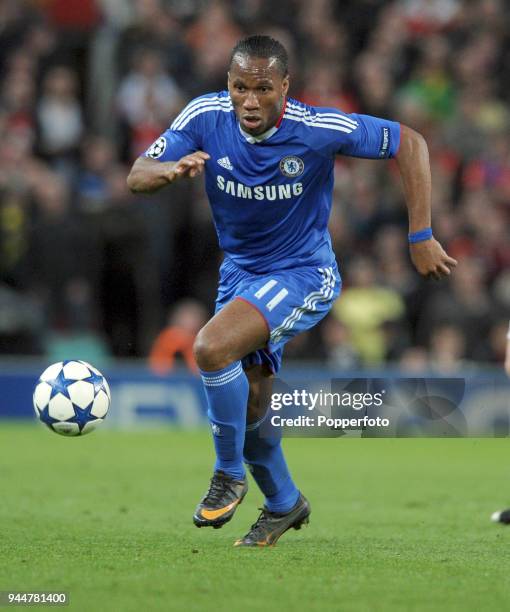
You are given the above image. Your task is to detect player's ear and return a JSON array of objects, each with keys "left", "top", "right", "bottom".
[{"left": 282, "top": 75, "right": 289, "bottom": 97}]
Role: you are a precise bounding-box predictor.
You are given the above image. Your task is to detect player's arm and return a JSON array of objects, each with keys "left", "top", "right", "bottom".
[
  {"left": 127, "top": 151, "right": 210, "bottom": 194},
  {"left": 333, "top": 112, "right": 457, "bottom": 279},
  {"left": 127, "top": 98, "right": 213, "bottom": 194},
  {"left": 395, "top": 125, "right": 457, "bottom": 280}
]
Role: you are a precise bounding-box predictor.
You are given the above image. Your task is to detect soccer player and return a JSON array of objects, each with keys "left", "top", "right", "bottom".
[
  {"left": 127, "top": 36, "right": 457, "bottom": 546},
  {"left": 491, "top": 320, "right": 510, "bottom": 524}
]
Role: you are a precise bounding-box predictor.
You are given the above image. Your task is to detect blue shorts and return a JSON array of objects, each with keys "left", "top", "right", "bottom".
[{"left": 215, "top": 257, "right": 342, "bottom": 373}]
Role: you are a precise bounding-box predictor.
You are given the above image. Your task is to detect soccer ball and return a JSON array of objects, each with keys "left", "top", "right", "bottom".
[{"left": 33, "top": 360, "right": 111, "bottom": 436}]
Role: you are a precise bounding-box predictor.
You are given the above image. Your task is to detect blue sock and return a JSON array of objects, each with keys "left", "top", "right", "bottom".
[
  {"left": 200, "top": 361, "right": 249, "bottom": 480},
  {"left": 243, "top": 412, "right": 300, "bottom": 513}
]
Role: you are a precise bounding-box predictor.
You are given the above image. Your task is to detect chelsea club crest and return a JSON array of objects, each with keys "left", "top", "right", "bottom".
[{"left": 279, "top": 155, "right": 304, "bottom": 178}]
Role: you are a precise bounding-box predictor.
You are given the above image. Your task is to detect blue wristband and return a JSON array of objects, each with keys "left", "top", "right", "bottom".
[{"left": 408, "top": 227, "right": 433, "bottom": 244}]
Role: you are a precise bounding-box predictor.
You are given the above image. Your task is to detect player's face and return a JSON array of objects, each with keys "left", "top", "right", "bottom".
[{"left": 228, "top": 55, "right": 289, "bottom": 136}]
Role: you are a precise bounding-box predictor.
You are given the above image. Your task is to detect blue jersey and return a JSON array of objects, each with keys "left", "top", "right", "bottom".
[{"left": 144, "top": 91, "right": 400, "bottom": 274}]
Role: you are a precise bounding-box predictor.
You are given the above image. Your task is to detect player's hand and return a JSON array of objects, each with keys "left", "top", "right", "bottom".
[
  {"left": 170, "top": 151, "right": 210, "bottom": 181},
  {"left": 409, "top": 238, "right": 457, "bottom": 280}
]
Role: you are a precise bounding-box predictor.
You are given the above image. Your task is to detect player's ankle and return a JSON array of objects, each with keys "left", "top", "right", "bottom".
[{"left": 216, "top": 467, "right": 245, "bottom": 480}]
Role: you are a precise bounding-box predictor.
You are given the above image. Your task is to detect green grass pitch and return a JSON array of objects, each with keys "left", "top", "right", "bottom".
[{"left": 1, "top": 424, "right": 510, "bottom": 611}]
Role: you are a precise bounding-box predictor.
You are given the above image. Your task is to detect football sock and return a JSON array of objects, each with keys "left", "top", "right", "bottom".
[
  {"left": 200, "top": 361, "right": 249, "bottom": 480},
  {"left": 243, "top": 411, "right": 300, "bottom": 513}
]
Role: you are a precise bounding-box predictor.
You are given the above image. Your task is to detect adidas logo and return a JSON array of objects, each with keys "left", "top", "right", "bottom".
[
  {"left": 217, "top": 156, "right": 233, "bottom": 171},
  {"left": 211, "top": 423, "right": 222, "bottom": 436}
]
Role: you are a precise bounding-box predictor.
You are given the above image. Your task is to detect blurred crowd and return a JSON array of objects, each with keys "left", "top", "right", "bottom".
[{"left": 0, "top": 0, "right": 508, "bottom": 372}]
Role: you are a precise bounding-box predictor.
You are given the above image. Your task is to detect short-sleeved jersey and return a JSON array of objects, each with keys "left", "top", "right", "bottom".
[{"left": 144, "top": 91, "right": 400, "bottom": 273}]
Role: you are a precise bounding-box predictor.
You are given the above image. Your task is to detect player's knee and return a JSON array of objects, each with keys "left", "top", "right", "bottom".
[{"left": 193, "top": 330, "right": 231, "bottom": 371}]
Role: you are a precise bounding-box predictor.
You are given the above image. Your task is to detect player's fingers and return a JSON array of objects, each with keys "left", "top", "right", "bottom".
[
  {"left": 186, "top": 159, "right": 205, "bottom": 171},
  {"left": 175, "top": 161, "right": 193, "bottom": 172},
  {"left": 175, "top": 166, "right": 195, "bottom": 179},
  {"left": 174, "top": 154, "right": 207, "bottom": 178},
  {"left": 188, "top": 155, "right": 205, "bottom": 164},
  {"left": 176, "top": 159, "right": 201, "bottom": 174},
  {"left": 190, "top": 165, "right": 205, "bottom": 177},
  {"left": 182, "top": 158, "right": 201, "bottom": 167},
  {"left": 444, "top": 255, "right": 458, "bottom": 266},
  {"left": 436, "top": 263, "right": 451, "bottom": 276},
  {"left": 195, "top": 151, "right": 211, "bottom": 160}
]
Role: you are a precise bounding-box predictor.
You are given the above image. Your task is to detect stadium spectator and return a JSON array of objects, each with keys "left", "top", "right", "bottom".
[
  {"left": 93, "top": 164, "right": 161, "bottom": 357},
  {"left": 319, "top": 316, "right": 362, "bottom": 370},
  {"left": 116, "top": 0, "right": 192, "bottom": 82},
  {"left": 0, "top": 281, "right": 43, "bottom": 354},
  {"left": 75, "top": 135, "right": 117, "bottom": 212},
  {"left": 36, "top": 65, "right": 83, "bottom": 179},
  {"left": 417, "top": 256, "right": 498, "bottom": 356},
  {"left": 43, "top": 276, "right": 112, "bottom": 367},
  {"left": 185, "top": 1, "right": 243, "bottom": 92},
  {"left": 333, "top": 256, "right": 406, "bottom": 366},
  {"left": 28, "top": 173, "right": 90, "bottom": 327},
  {"left": 298, "top": 61, "right": 358, "bottom": 113},
  {"left": 117, "top": 47, "right": 183, "bottom": 159},
  {"left": 428, "top": 324, "right": 467, "bottom": 373},
  {"left": 398, "top": 346, "right": 429, "bottom": 372},
  {"left": 149, "top": 298, "right": 208, "bottom": 374}
]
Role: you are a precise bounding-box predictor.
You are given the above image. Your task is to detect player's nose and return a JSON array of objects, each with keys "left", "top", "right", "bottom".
[{"left": 243, "top": 91, "right": 260, "bottom": 110}]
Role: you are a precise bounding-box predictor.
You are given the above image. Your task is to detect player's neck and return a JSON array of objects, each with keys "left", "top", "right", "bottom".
[{"left": 239, "top": 123, "right": 279, "bottom": 143}]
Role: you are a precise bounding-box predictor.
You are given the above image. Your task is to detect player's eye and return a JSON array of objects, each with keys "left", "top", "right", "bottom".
[
  {"left": 259, "top": 87, "right": 270, "bottom": 93},
  {"left": 235, "top": 85, "right": 246, "bottom": 92}
]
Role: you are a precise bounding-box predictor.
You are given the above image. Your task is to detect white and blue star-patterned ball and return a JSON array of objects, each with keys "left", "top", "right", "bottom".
[{"left": 33, "top": 360, "right": 111, "bottom": 436}]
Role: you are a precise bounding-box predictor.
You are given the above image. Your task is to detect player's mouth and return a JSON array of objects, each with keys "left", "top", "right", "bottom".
[{"left": 241, "top": 115, "right": 263, "bottom": 130}]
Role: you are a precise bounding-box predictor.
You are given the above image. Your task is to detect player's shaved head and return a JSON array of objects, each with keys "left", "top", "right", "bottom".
[{"left": 230, "top": 35, "right": 289, "bottom": 77}]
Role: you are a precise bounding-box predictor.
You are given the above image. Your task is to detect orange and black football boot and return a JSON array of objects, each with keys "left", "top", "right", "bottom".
[
  {"left": 193, "top": 470, "right": 248, "bottom": 528},
  {"left": 234, "top": 493, "right": 310, "bottom": 547}
]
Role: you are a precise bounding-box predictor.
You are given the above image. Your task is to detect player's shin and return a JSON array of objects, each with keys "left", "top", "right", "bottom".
[
  {"left": 200, "top": 361, "right": 249, "bottom": 480},
  {"left": 243, "top": 411, "right": 299, "bottom": 513}
]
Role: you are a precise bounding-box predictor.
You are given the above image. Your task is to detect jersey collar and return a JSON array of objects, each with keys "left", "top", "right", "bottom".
[{"left": 238, "top": 97, "right": 287, "bottom": 144}]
